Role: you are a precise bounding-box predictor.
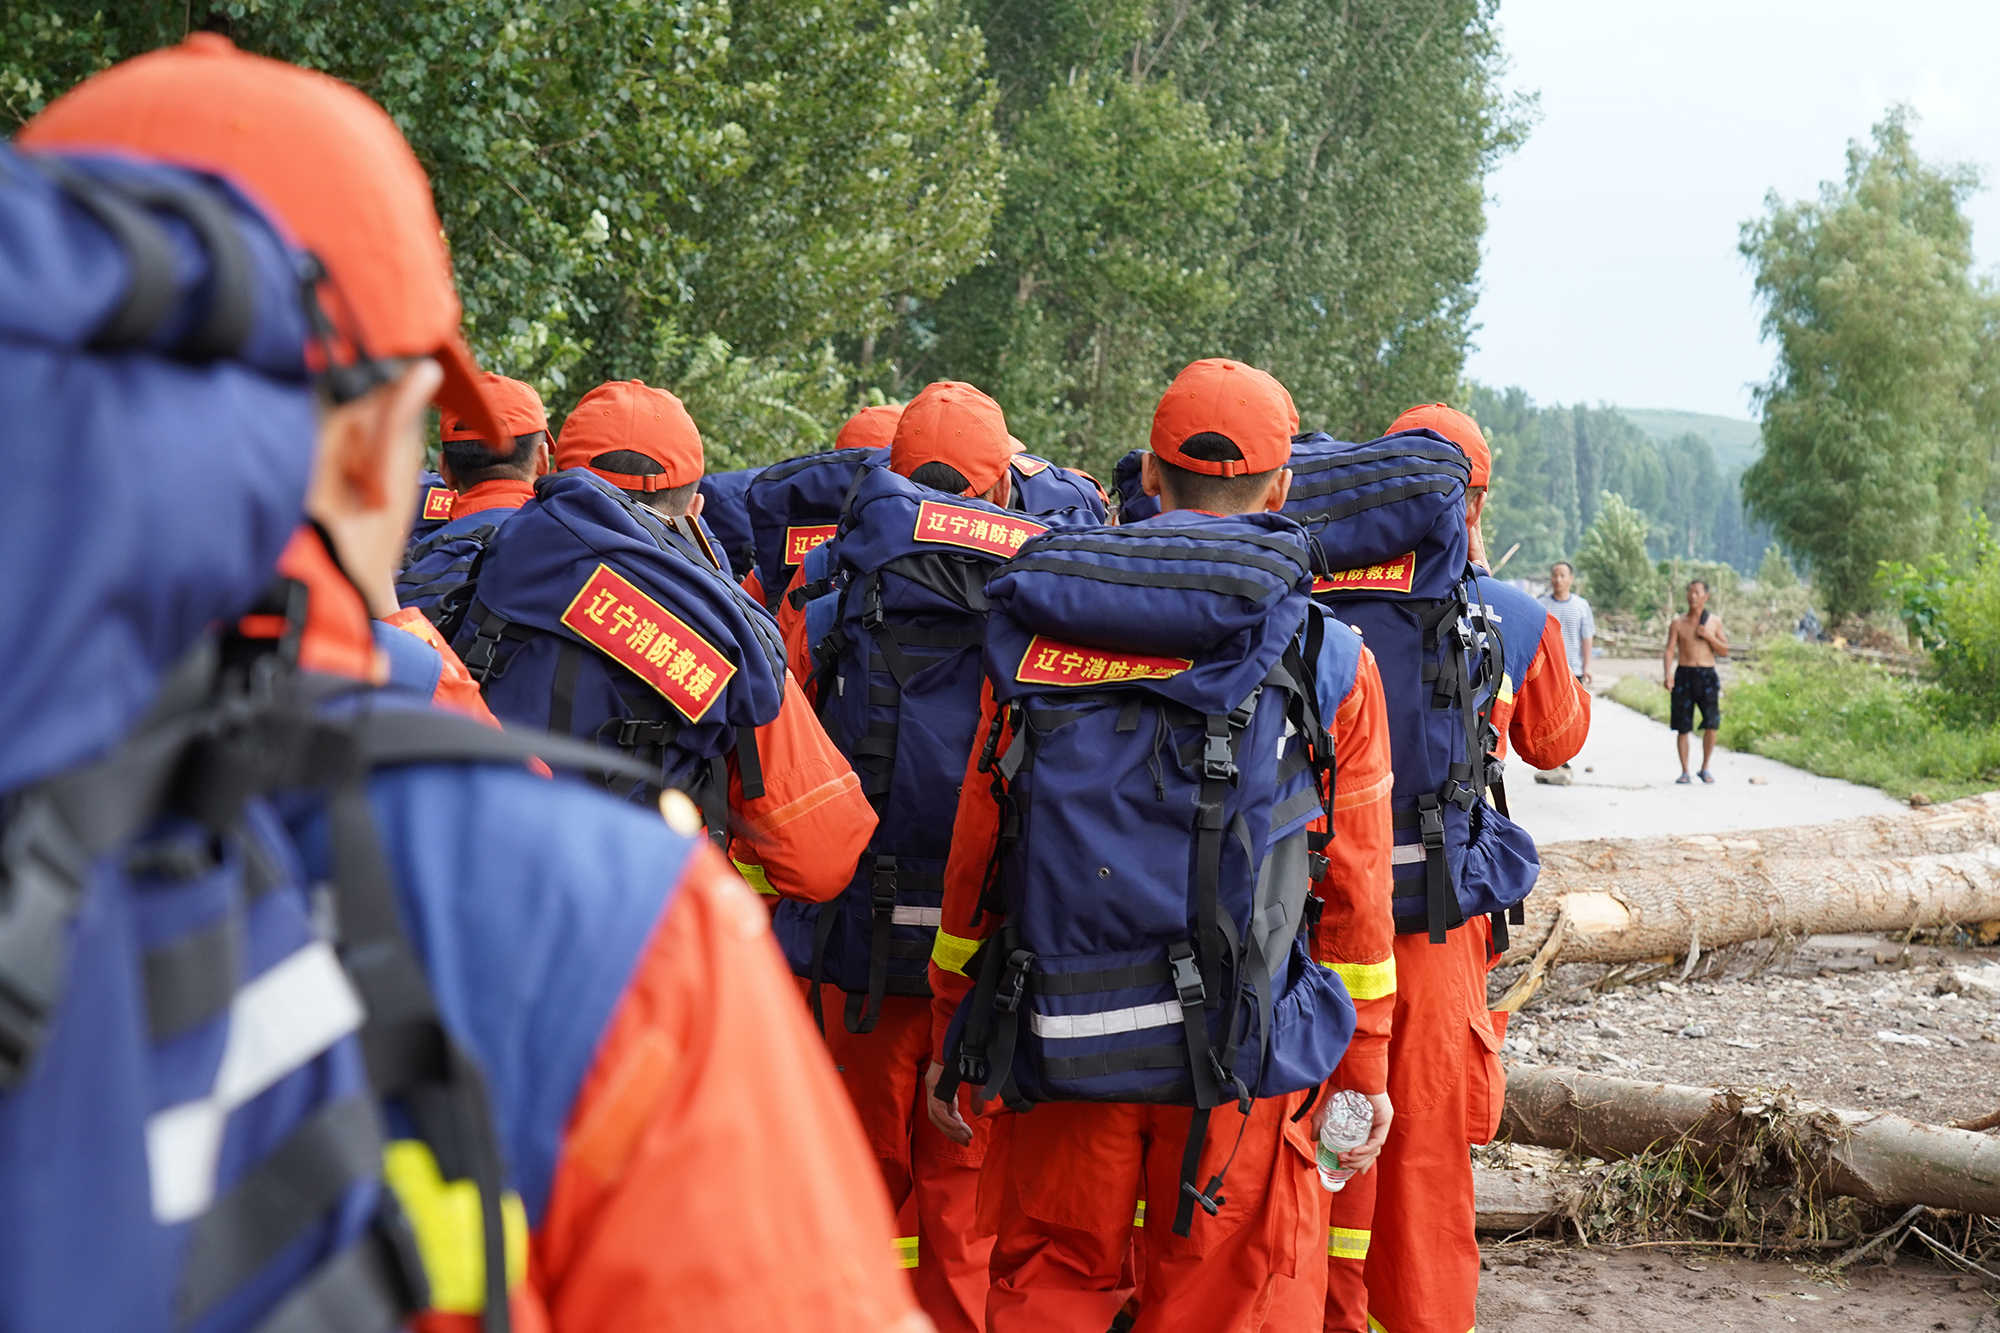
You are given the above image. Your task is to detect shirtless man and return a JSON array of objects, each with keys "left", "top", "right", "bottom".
[{"left": 1664, "top": 578, "right": 1729, "bottom": 783}]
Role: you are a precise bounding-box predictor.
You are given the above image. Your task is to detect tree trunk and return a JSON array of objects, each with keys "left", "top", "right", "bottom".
[
  {"left": 1496, "top": 792, "right": 2000, "bottom": 968},
  {"left": 1474, "top": 1168, "right": 1562, "bottom": 1233},
  {"left": 1501, "top": 1066, "right": 2000, "bottom": 1217}
]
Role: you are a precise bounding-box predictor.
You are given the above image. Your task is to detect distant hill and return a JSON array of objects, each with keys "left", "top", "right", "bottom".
[{"left": 1620, "top": 408, "right": 1762, "bottom": 473}]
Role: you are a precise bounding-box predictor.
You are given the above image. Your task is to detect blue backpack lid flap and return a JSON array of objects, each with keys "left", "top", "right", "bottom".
[
  {"left": 1010, "top": 453, "right": 1108, "bottom": 522},
  {"left": 0, "top": 146, "right": 317, "bottom": 794},
  {"left": 984, "top": 511, "right": 1314, "bottom": 711},
  {"left": 476, "top": 469, "right": 786, "bottom": 728},
  {"left": 1284, "top": 429, "right": 1470, "bottom": 600},
  {"left": 744, "top": 445, "right": 888, "bottom": 598},
  {"left": 836, "top": 466, "right": 1060, "bottom": 574}
]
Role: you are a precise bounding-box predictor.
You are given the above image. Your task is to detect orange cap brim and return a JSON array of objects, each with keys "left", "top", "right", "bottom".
[{"left": 434, "top": 335, "right": 511, "bottom": 454}]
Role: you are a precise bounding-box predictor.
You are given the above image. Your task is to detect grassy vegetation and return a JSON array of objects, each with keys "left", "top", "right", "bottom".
[{"left": 1608, "top": 640, "right": 2000, "bottom": 803}]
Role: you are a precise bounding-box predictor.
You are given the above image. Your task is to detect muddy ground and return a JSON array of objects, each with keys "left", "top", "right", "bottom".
[
  {"left": 1470, "top": 932, "right": 2000, "bottom": 1329},
  {"left": 1476, "top": 1240, "right": 2000, "bottom": 1330}
]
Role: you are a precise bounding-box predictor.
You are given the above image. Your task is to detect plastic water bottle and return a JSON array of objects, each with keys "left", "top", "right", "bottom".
[{"left": 1316, "top": 1089, "right": 1374, "bottom": 1192}]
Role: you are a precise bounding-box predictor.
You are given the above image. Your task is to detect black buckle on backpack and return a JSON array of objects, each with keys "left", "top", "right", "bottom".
[
  {"left": 1307, "top": 851, "right": 1330, "bottom": 881},
  {"left": 1167, "top": 943, "right": 1206, "bottom": 1008},
  {"left": 614, "top": 719, "right": 673, "bottom": 748},
  {"left": 995, "top": 950, "right": 1034, "bottom": 1014},
  {"left": 871, "top": 855, "right": 898, "bottom": 914},
  {"left": 1202, "top": 735, "right": 1237, "bottom": 781},
  {"left": 1419, "top": 801, "right": 1447, "bottom": 851}
]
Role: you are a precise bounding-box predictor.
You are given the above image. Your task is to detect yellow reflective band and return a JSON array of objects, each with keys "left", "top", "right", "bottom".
[
  {"left": 1366, "top": 1319, "right": 1473, "bottom": 1333},
  {"left": 894, "top": 1235, "right": 919, "bottom": 1269},
  {"left": 1328, "top": 1225, "right": 1370, "bottom": 1260},
  {"left": 1324, "top": 956, "right": 1397, "bottom": 1001},
  {"left": 931, "top": 929, "right": 981, "bottom": 976},
  {"left": 1497, "top": 674, "right": 1516, "bottom": 705},
  {"left": 1133, "top": 1199, "right": 1147, "bottom": 1228},
  {"left": 731, "top": 858, "right": 777, "bottom": 896},
  {"left": 382, "top": 1140, "right": 528, "bottom": 1314}
]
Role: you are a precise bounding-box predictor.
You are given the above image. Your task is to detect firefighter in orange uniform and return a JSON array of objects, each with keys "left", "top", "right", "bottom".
[
  {"left": 923, "top": 362, "right": 1396, "bottom": 1332},
  {"left": 1321, "top": 402, "right": 1589, "bottom": 1333},
  {"left": 21, "top": 34, "right": 922, "bottom": 1333}
]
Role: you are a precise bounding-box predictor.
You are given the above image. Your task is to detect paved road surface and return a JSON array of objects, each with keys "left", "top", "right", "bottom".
[{"left": 1504, "top": 661, "right": 1905, "bottom": 844}]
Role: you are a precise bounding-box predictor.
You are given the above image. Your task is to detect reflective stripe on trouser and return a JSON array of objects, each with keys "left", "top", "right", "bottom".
[
  {"left": 986, "top": 1094, "right": 1321, "bottom": 1333},
  {"left": 821, "top": 989, "right": 992, "bottom": 1333},
  {"left": 1325, "top": 922, "right": 1500, "bottom": 1333}
]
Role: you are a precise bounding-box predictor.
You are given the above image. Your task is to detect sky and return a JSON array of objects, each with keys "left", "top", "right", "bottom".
[{"left": 1467, "top": 0, "right": 2000, "bottom": 420}]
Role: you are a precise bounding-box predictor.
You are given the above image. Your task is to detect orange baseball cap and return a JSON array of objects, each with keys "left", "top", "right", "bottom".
[
  {"left": 890, "top": 382, "right": 1012, "bottom": 496},
  {"left": 556, "top": 380, "right": 704, "bottom": 491},
  {"left": 835, "top": 403, "right": 904, "bottom": 452},
  {"left": 441, "top": 373, "right": 548, "bottom": 443},
  {"left": 1150, "top": 359, "right": 1298, "bottom": 475},
  {"left": 1388, "top": 403, "right": 1488, "bottom": 487},
  {"left": 19, "top": 33, "right": 513, "bottom": 451}
]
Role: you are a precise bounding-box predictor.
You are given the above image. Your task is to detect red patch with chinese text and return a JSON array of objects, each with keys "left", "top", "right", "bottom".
[
  {"left": 1015, "top": 635, "right": 1192, "bottom": 688},
  {"left": 559, "top": 564, "right": 737, "bottom": 722},
  {"left": 1011, "top": 455, "right": 1050, "bottom": 476},
  {"left": 913, "top": 500, "right": 1046, "bottom": 558},
  {"left": 1311, "top": 551, "right": 1416, "bottom": 595},
  {"left": 784, "top": 523, "right": 838, "bottom": 565},
  {"left": 421, "top": 487, "right": 455, "bottom": 521}
]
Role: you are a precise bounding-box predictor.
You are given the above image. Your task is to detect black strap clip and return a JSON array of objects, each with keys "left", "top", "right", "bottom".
[
  {"left": 1201, "top": 734, "right": 1237, "bottom": 781},
  {"left": 1167, "top": 942, "right": 1206, "bottom": 1008},
  {"left": 1418, "top": 799, "right": 1447, "bottom": 850},
  {"left": 1181, "top": 1177, "right": 1226, "bottom": 1218},
  {"left": 871, "top": 855, "right": 898, "bottom": 914},
  {"left": 995, "top": 949, "right": 1034, "bottom": 1014}
]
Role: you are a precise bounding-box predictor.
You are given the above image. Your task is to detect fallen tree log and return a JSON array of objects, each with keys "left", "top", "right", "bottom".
[
  {"left": 1496, "top": 791, "right": 2000, "bottom": 968},
  {"left": 1501, "top": 1065, "right": 2000, "bottom": 1217},
  {"left": 1474, "top": 1168, "right": 1562, "bottom": 1233}
]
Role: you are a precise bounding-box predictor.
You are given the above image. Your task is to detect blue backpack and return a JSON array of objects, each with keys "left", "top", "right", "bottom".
[
  {"left": 0, "top": 145, "right": 654, "bottom": 1333},
  {"left": 1110, "top": 448, "right": 1162, "bottom": 524},
  {"left": 1283, "top": 430, "right": 1541, "bottom": 948},
  {"left": 771, "top": 469, "right": 1093, "bottom": 1030},
  {"left": 744, "top": 446, "right": 888, "bottom": 608},
  {"left": 395, "top": 498, "right": 527, "bottom": 640},
  {"left": 697, "top": 464, "right": 767, "bottom": 581},
  {"left": 412, "top": 469, "right": 456, "bottom": 545},
  {"left": 1009, "top": 452, "right": 1108, "bottom": 521},
  {"left": 452, "top": 469, "right": 788, "bottom": 830},
  {"left": 938, "top": 511, "right": 1357, "bottom": 1237}
]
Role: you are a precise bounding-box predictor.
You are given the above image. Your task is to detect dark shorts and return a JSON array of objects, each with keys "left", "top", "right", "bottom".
[{"left": 1671, "top": 666, "right": 1721, "bottom": 734}]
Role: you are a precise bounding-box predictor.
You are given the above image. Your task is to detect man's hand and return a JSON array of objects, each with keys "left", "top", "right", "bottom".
[
  {"left": 1581, "top": 670, "right": 1593, "bottom": 685},
  {"left": 1663, "top": 672, "right": 1674, "bottom": 691},
  {"left": 1341, "top": 1092, "right": 1394, "bottom": 1173},
  {"left": 1314, "top": 1090, "right": 1394, "bottom": 1175},
  {"left": 925, "top": 1060, "right": 974, "bottom": 1146}
]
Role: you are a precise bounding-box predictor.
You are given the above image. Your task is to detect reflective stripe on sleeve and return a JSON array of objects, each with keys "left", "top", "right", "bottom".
[
  {"left": 731, "top": 858, "right": 776, "bottom": 896},
  {"left": 1329, "top": 1225, "right": 1370, "bottom": 1260},
  {"left": 894, "top": 1236, "right": 919, "bottom": 1269},
  {"left": 1322, "top": 956, "right": 1397, "bottom": 1001},
  {"left": 931, "top": 929, "right": 981, "bottom": 976}
]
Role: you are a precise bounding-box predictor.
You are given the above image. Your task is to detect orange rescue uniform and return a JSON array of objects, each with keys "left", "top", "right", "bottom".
[
  {"left": 929, "top": 646, "right": 1396, "bottom": 1333},
  {"left": 1322, "top": 611, "right": 1588, "bottom": 1333}
]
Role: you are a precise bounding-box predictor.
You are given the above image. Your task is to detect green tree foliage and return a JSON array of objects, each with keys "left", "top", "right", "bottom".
[
  {"left": 874, "top": 0, "right": 1526, "bottom": 475},
  {"left": 6, "top": 0, "right": 1002, "bottom": 456},
  {"left": 1741, "top": 110, "right": 1992, "bottom": 620},
  {"left": 1757, "top": 543, "right": 1797, "bottom": 589},
  {"left": 1471, "top": 386, "right": 1766, "bottom": 574},
  {"left": 1574, "top": 491, "right": 1654, "bottom": 613}
]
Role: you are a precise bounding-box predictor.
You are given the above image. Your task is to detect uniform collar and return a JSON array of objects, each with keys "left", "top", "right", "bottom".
[
  {"left": 270, "top": 525, "right": 386, "bottom": 683},
  {"left": 451, "top": 477, "right": 536, "bottom": 518}
]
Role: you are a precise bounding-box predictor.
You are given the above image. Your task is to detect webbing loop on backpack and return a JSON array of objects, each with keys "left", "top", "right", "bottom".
[
  {"left": 851, "top": 854, "right": 899, "bottom": 1034},
  {"left": 1416, "top": 793, "right": 1450, "bottom": 945}
]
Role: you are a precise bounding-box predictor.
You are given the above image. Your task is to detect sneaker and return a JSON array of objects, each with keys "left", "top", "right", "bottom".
[
  {"left": 1698, "top": 769, "right": 1714, "bottom": 784},
  {"left": 1534, "top": 768, "right": 1573, "bottom": 786},
  {"left": 1676, "top": 773, "right": 1692, "bottom": 785}
]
